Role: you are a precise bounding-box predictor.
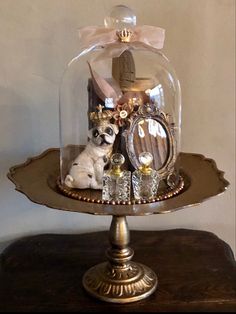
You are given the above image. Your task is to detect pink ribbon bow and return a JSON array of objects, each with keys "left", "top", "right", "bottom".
[
  {"left": 73, "top": 25, "right": 165, "bottom": 107},
  {"left": 78, "top": 25, "right": 165, "bottom": 57}
]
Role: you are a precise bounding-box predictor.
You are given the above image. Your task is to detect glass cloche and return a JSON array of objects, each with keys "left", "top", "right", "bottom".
[{"left": 58, "top": 5, "right": 182, "bottom": 204}]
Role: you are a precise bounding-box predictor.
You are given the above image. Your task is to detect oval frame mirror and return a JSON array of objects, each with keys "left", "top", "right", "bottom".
[{"left": 124, "top": 111, "right": 177, "bottom": 179}]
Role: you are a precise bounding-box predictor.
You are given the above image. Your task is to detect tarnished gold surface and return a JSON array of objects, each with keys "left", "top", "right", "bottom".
[
  {"left": 7, "top": 149, "right": 229, "bottom": 304},
  {"left": 83, "top": 261, "right": 157, "bottom": 303},
  {"left": 116, "top": 29, "right": 133, "bottom": 43},
  {"left": 7, "top": 148, "right": 229, "bottom": 216},
  {"left": 83, "top": 216, "right": 157, "bottom": 303},
  {"left": 89, "top": 105, "right": 113, "bottom": 126},
  {"left": 124, "top": 110, "right": 178, "bottom": 180}
]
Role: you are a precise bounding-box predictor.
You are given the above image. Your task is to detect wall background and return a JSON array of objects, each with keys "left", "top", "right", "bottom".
[{"left": 0, "top": 0, "right": 235, "bottom": 255}]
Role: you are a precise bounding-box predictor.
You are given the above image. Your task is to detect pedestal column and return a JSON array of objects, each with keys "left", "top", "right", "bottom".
[{"left": 83, "top": 215, "right": 157, "bottom": 303}]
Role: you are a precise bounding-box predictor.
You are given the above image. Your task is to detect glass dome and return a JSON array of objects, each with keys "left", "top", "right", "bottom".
[{"left": 59, "top": 5, "right": 182, "bottom": 203}]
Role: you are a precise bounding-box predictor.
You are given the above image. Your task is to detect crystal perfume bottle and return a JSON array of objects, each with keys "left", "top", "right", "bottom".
[
  {"left": 102, "top": 153, "right": 131, "bottom": 202},
  {"left": 132, "top": 152, "right": 159, "bottom": 201}
]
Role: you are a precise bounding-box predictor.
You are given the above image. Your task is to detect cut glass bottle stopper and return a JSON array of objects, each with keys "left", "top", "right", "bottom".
[
  {"left": 139, "top": 152, "right": 153, "bottom": 167},
  {"left": 104, "top": 5, "right": 136, "bottom": 29},
  {"left": 111, "top": 153, "right": 125, "bottom": 166}
]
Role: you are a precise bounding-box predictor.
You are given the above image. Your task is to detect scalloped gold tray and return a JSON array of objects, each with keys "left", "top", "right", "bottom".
[
  {"left": 7, "top": 148, "right": 229, "bottom": 216},
  {"left": 7, "top": 148, "right": 230, "bottom": 304}
]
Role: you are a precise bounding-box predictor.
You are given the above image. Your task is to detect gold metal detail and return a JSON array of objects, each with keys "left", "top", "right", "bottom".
[
  {"left": 7, "top": 148, "right": 229, "bottom": 216},
  {"left": 82, "top": 216, "right": 157, "bottom": 303},
  {"left": 116, "top": 28, "right": 133, "bottom": 43},
  {"left": 6, "top": 147, "right": 230, "bottom": 304},
  {"left": 124, "top": 110, "right": 178, "bottom": 181},
  {"left": 83, "top": 262, "right": 157, "bottom": 303},
  {"left": 110, "top": 165, "right": 122, "bottom": 176},
  {"left": 109, "top": 153, "right": 125, "bottom": 177},
  {"left": 139, "top": 165, "right": 152, "bottom": 175},
  {"left": 89, "top": 105, "right": 113, "bottom": 126},
  {"left": 138, "top": 152, "right": 155, "bottom": 175},
  {"left": 97, "top": 104, "right": 104, "bottom": 112}
]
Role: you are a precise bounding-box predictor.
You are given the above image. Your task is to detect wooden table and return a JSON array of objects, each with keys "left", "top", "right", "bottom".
[{"left": 0, "top": 229, "right": 235, "bottom": 312}]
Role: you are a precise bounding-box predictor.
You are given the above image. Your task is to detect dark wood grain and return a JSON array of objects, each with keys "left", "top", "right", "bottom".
[{"left": 0, "top": 229, "right": 235, "bottom": 312}]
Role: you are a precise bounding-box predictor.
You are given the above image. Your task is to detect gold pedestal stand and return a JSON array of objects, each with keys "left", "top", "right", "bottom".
[
  {"left": 7, "top": 149, "right": 229, "bottom": 304},
  {"left": 83, "top": 216, "right": 157, "bottom": 303}
]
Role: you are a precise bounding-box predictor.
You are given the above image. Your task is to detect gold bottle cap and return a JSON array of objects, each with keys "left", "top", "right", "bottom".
[
  {"left": 110, "top": 153, "right": 125, "bottom": 176},
  {"left": 139, "top": 152, "right": 153, "bottom": 175}
]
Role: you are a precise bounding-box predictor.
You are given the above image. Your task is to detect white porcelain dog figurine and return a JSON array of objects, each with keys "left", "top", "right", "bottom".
[{"left": 64, "top": 123, "right": 118, "bottom": 189}]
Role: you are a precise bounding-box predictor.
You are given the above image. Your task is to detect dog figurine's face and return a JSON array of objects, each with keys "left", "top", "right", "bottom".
[{"left": 88, "top": 123, "right": 119, "bottom": 147}]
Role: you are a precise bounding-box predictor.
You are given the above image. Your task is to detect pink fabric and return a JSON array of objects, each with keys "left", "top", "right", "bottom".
[
  {"left": 77, "top": 25, "right": 165, "bottom": 103},
  {"left": 78, "top": 25, "right": 165, "bottom": 55}
]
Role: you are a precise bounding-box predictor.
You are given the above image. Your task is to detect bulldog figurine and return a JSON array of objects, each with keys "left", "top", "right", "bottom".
[{"left": 65, "top": 106, "right": 118, "bottom": 190}]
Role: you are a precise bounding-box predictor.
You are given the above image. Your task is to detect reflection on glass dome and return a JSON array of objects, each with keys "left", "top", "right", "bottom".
[{"left": 58, "top": 5, "right": 182, "bottom": 203}]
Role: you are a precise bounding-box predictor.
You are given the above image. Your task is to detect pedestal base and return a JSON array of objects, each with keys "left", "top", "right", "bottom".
[
  {"left": 83, "top": 261, "right": 157, "bottom": 303},
  {"left": 1, "top": 230, "right": 236, "bottom": 311}
]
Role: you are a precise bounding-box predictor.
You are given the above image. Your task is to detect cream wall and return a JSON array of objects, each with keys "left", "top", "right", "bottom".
[{"left": 0, "top": 0, "right": 235, "bottom": 255}]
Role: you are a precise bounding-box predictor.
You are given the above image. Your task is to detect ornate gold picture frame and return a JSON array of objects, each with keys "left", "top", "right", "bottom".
[{"left": 124, "top": 110, "right": 177, "bottom": 180}]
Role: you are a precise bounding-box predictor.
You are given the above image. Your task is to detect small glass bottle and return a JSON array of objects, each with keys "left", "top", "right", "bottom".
[
  {"left": 102, "top": 153, "right": 131, "bottom": 202},
  {"left": 132, "top": 152, "right": 159, "bottom": 201}
]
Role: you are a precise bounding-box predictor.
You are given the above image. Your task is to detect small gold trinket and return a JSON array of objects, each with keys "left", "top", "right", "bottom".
[
  {"left": 89, "top": 104, "right": 113, "bottom": 126},
  {"left": 116, "top": 28, "right": 133, "bottom": 43}
]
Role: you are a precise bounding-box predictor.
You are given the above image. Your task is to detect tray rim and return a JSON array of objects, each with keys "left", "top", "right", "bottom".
[{"left": 7, "top": 148, "right": 230, "bottom": 216}]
